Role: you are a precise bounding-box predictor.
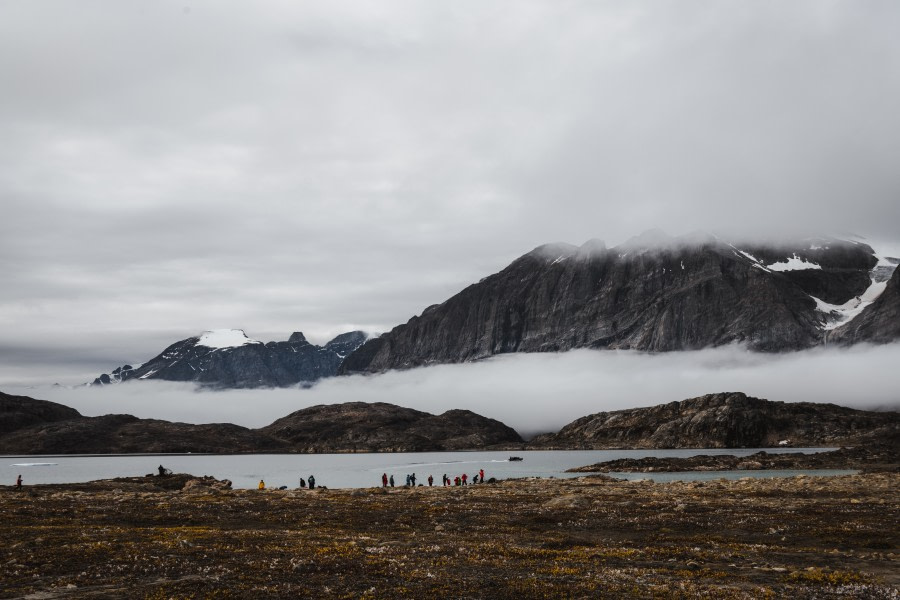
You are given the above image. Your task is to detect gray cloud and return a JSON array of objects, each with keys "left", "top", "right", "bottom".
[
  {"left": 16, "top": 344, "right": 900, "bottom": 438},
  {"left": 1, "top": 2, "right": 899, "bottom": 386}
]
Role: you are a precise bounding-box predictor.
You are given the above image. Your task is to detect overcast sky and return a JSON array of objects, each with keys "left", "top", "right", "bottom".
[{"left": 2, "top": 1, "right": 900, "bottom": 388}]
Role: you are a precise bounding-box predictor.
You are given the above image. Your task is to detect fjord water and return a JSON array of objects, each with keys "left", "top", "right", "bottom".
[{"left": 2, "top": 448, "right": 851, "bottom": 490}]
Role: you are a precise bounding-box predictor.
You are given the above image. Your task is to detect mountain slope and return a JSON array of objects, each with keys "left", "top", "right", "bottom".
[
  {"left": 341, "top": 233, "right": 884, "bottom": 373},
  {"left": 92, "top": 329, "right": 368, "bottom": 388},
  {"left": 529, "top": 392, "right": 899, "bottom": 449}
]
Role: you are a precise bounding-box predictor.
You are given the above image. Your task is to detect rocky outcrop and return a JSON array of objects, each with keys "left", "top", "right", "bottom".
[
  {"left": 568, "top": 440, "right": 899, "bottom": 474},
  {"left": 341, "top": 233, "right": 884, "bottom": 373},
  {"left": 0, "top": 393, "right": 522, "bottom": 454},
  {"left": 529, "top": 392, "right": 899, "bottom": 449},
  {"left": 829, "top": 266, "right": 900, "bottom": 345},
  {"left": 91, "top": 329, "right": 368, "bottom": 388},
  {"left": 259, "top": 402, "right": 524, "bottom": 452}
]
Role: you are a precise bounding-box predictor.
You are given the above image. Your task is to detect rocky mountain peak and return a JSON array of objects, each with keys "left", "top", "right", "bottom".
[
  {"left": 90, "top": 328, "right": 368, "bottom": 389},
  {"left": 341, "top": 232, "right": 896, "bottom": 374}
]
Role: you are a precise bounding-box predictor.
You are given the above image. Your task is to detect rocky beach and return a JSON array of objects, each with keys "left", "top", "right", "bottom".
[{"left": 1, "top": 471, "right": 897, "bottom": 599}]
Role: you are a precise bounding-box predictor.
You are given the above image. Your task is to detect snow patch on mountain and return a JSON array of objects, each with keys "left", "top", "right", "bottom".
[
  {"left": 813, "top": 279, "right": 888, "bottom": 331},
  {"left": 767, "top": 254, "right": 823, "bottom": 272},
  {"left": 196, "top": 329, "right": 261, "bottom": 349}
]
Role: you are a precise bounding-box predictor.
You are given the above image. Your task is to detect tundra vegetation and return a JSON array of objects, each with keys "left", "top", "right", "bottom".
[{"left": 1, "top": 472, "right": 897, "bottom": 599}]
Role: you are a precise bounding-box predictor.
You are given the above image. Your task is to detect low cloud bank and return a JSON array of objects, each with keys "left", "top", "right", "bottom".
[{"left": 17, "top": 344, "right": 900, "bottom": 438}]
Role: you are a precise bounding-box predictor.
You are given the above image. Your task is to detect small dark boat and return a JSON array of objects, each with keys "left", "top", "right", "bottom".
[{"left": 508, "top": 456, "right": 523, "bottom": 461}]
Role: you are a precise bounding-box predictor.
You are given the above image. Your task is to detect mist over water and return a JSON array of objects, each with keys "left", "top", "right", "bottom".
[{"left": 15, "top": 344, "right": 900, "bottom": 438}]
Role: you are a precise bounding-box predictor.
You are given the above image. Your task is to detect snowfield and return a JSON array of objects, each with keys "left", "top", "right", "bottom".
[{"left": 196, "top": 329, "right": 262, "bottom": 349}]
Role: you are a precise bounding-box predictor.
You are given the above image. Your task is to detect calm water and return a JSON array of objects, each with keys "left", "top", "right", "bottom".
[{"left": 2, "top": 448, "right": 851, "bottom": 490}]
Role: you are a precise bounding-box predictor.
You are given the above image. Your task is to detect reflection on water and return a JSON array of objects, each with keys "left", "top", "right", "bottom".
[{"left": 2, "top": 448, "right": 843, "bottom": 490}]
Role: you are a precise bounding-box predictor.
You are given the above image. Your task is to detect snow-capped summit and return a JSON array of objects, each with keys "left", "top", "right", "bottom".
[
  {"left": 196, "top": 329, "right": 262, "bottom": 349},
  {"left": 90, "top": 329, "right": 368, "bottom": 388}
]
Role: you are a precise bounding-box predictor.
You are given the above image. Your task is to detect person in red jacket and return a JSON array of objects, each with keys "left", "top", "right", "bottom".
[
  {"left": 461, "top": 473, "right": 468, "bottom": 485},
  {"left": 381, "top": 473, "right": 388, "bottom": 487},
  {"left": 479, "top": 468, "right": 485, "bottom": 483}
]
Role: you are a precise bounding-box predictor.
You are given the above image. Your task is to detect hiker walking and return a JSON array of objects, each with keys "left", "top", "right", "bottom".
[
  {"left": 461, "top": 473, "right": 468, "bottom": 485},
  {"left": 15, "top": 474, "right": 22, "bottom": 489},
  {"left": 479, "top": 468, "right": 485, "bottom": 483},
  {"left": 411, "top": 473, "right": 416, "bottom": 487},
  {"left": 308, "top": 475, "right": 316, "bottom": 489},
  {"left": 389, "top": 475, "right": 395, "bottom": 487},
  {"left": 382, "top": 473, "right": 388, "bottom": 487},
  {"left": 427, "top": 475, "right": 433, "bottom": 487},
  {"left": 442, "top": 474, "right": 449, "bottom": 486}
]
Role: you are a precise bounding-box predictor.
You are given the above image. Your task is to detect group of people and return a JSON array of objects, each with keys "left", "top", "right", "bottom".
[
  {"left": 381, "top": 468, "right": 486, "bottom": 488},
  {"left": 257, "top": 475, "right": 316, "bottom": 490}
]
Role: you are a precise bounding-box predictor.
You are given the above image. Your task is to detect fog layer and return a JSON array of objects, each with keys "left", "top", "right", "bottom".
[{"left": 18, "top": 344, "right": 900, "bottom": 438}]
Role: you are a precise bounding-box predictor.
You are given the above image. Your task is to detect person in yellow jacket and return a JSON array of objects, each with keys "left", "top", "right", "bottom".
[{"left": 258, "top": 479, "right": 266, "bottom": 490}]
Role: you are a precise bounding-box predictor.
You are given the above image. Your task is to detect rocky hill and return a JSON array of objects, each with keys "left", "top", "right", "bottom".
[
  {"left": 259, "top": 402, "right": 523, "bottom": 452},
  {"left": 0, "top": 393, "right": 521, "bottom": 454},
  {"left": 341, "top": 233, "right": 896, "bottom": 373},
  {"left": 0, "top": 391, "right": 81, "bottom": 435},
  {"left": 91, "top": 329, "right": 368, "bottom": 388},
  {"left": 529, "top": 392, "right": 900, "bottom": 449}
]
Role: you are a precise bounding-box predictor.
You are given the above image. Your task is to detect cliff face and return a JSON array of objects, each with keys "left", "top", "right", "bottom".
[
  {"left": 341, "top": 235, "right": 881, "bottom": 373},
  {"left": 529, "top": 392, "right": 900, "bottom": 449},
  {"left": 258, "top": 402, "right": 523, "bottom": 453}
]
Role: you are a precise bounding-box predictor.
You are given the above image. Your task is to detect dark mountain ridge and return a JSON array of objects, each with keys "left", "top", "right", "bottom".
[
  {"left": 0, "top": 392, "right": 522, "bottom": 454},
  {"left": 341, "top": 233, "right": 894, "bottom": 373},
  {"left": 3, "top": 390, "right": 896, "bottom": 455},
  {"left": 92, "top": 329, "right": 368, "bottom": 389}
]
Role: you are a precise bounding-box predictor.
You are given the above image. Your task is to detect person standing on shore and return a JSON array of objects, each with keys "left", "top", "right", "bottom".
[
  {"left": 479, "top": 468, "right": 485, "bottom": 483},
  {"left": 411, "top": 473, "right": 416, "bottom": 487},
  {"left": 428, "top": 475, "right": 433, "bottom": 487},
  {"left": 382, "top": 473, "right": 388, "bottom": 487},
  {"left": 15, "top": 474, "right": 22, "bottom": 489},
  {"left": 389, "top": 475, "right": 395, "bottom": 487},
  {"left": 258, "top": 479, "right": 266, "bottom": 490},
  {"left": 308, "top": 475, "right": 315, "bottom": 489},
  {"left": 461, "top": 473, "right": 468, "bottom": 486}
]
